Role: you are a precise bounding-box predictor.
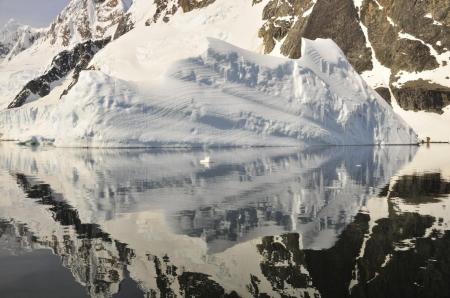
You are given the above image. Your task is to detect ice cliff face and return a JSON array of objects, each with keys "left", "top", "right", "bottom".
[{"left": 0, "top": 0, "right": 419, "bottom": 146}]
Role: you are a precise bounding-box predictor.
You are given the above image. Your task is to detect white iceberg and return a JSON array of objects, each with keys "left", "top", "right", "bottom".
[{"left": 0, "top": 37, "right": 417, "bottom": 147}]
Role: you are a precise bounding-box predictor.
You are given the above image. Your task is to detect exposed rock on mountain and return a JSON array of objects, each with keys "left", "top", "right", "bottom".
[
  {"left": 391, "top": 80, "right": 450, "bottom": 114},
  {"left": 46, "top": 0, "right": 130, "bottom": 47},
  {"left": 146, "top": 0, "right": 216, "bottom": 25},
  {"left": 254, "top": 0, "right": 450, "bottom": 139},
  {"left": 375, "top": 87, "right": 392, "bottom": 105},
  {"left": 7, "top": 38, "right": 110, "bottom": 109},
  {"left": 258, "top": 0, "right": 373, "bottom": 73}
]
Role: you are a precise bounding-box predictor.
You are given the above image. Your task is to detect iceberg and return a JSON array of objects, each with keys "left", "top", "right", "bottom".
[{"left": 0, "top": 37, "right": 417, "bottom": 147}]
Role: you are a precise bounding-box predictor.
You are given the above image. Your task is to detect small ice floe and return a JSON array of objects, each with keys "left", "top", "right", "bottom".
[
  {"left": 355, "top": 164, "right": 362, "bottom": 167},
  {"left": 200, "top": 156, "right": 214, "bottom": 168}
]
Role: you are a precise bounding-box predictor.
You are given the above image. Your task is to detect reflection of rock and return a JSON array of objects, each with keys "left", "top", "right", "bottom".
[
  {"left": 7, "top": 172, "right": 243, "bottom": 297},
  {"left": 304, "top": 213, "right": 370, "bottom": 298},
  {"left": 0, "top": 145, "right": 424, "bottom": 297},
  {"left": 179, "top": 272, "right": 239, "bottom": 298},
  {"left": 354, "top": 231, "right": 450, "bottom": 298},
  {"left": 254, "top": 233, "right": 320, "bottom": 297},
  {"left": 390, "top": 172, "right": 450, "bottom": 204},
  {"left": 248, "top": 170, "right": 450, "bottom": 298},
  {"left": 12, "top": 174, "right": 132, "bottom": 297},
  {"left": 349, "top": 175, "right": 446, "bottom": 298}
]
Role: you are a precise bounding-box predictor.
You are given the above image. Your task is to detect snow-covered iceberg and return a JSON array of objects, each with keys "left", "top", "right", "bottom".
[{"left": 0, "top": 37, "right": 417, "bottom": 147}]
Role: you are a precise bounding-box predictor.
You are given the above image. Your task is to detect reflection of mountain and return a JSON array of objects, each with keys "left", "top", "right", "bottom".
[
  {"left": 248, "top": 165, "right": 450, "bottom": 297},
  {"left": 170, "top": 146, "right": 417, "bottom": 252},
  {"left": 0, "top": 144, "right": 433, "bottom": 297},
  {"left": 5, "top": 173, "right": 240, "bottom": 297},
  {"left": 6, "top": 174, "right": 137, "bottom": 297},
  {"left": 0, "top": 145, "right": 416, "bottom": 253}
]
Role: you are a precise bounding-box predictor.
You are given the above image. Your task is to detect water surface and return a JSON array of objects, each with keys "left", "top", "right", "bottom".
[{"left": 0, "top": 144, "right": 449, "bottom": 298}]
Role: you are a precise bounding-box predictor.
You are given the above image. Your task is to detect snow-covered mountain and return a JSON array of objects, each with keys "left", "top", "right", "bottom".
[
  {"left": 45, "top": 0, "right": 132, "bottom": 47},
  {"left": 0, "top": 0, "right": 426, "bottom": 147},
  {"left": 0, "top": 19, "right": 44, "bottom": 61}
]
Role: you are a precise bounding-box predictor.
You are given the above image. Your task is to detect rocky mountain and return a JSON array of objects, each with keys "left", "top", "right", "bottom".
[
  {"left": 7, "top": 38, "right": 110, "bottom": 109},
  {"left": 45, "top": 0, "right": 131, "bottom": 47},
  {"left": 1, "top": 0, "right": 449, "bottom": 144},
  {"left": 0, "top": 0, "right": 132, "bottom": 111},
  {"left": 254, "top": 0, "right": 450, "bottom": 140}
]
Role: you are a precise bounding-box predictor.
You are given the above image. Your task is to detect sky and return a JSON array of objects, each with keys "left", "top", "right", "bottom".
[{"left": 0, "top": 0, "right": 70, "bottom": 28}]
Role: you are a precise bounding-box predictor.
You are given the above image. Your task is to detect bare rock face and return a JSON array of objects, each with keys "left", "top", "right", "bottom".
[
  {"left": 391, "top": 80, "right": 450, "bottom": 114},
  {"left": 375, "top": 87, "right": 392, "bottom": 105},
  {"left": 7, "top": 38, "right": 110, "bottom": 109},
  {"left": 258, "top": 0, "right": 373, "bottom": 73},
  {"left": 360, "top": 0, "right": 439, "bottom": 74},
  {"left": 375, "top": 0, "right": 450, "bottom": 54},
  {"left": 179, "top": 0, "right": 216, "bottom": 12},
  {"left": 113, "top": 12, "right": 134, "bottom": 39},
  {"left": 359, "top": 0, "right": 450, "bottom": 113},
  {"left": 0, "top": 44, "right": 8, "bottom": 58},
  {"left": 255, "top": 0, "right": 450, "bottom": 113},
  {"left": 146, "top": 0, "right": 216, "bottom": 25}
]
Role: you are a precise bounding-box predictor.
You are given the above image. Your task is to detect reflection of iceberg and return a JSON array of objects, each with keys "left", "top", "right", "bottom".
[{"left": 0, "top": 144, "right": 417, "bottom": 297}]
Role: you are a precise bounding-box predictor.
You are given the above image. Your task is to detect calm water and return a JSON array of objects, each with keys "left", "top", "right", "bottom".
[{"left": 0, "top": 143, "right": 449, "bottom": 298}]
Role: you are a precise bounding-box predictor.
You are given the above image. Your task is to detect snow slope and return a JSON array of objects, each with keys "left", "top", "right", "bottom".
[{"left": 0, "top": 0, "right": 417, "bottom": 147}]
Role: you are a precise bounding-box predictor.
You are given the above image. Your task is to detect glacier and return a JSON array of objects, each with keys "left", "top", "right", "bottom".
[{"left": 0, "top": 37, "right": 417, "bottom": 147}]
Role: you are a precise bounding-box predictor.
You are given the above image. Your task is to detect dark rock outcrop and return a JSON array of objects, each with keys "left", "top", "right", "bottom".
[
  {"left": 179, "top": 0, "right": 216, "bottom": 13},
  {"left": 146, "top": 0, "right": 216, "bottom": 25},
  {"left": 391, "top": 80, "right": 450, "bottom": 114},
  {"left": 360, "top": 0, "right": 439, "bottom": 74},
  {"left": 258, "top": 0, "right": 373, "bottom": 73},
  {"left": 7, "top": 38, "right": 110, "bottom": 109},
  {"left": 256, "top": 0, "right": 450, "bottom": 113},
  {"left": 375, "top": 87, "right": 392, "bottom": 105},
  {"left": 113, "top": 13, "right": 134, "bottom": 39}
]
